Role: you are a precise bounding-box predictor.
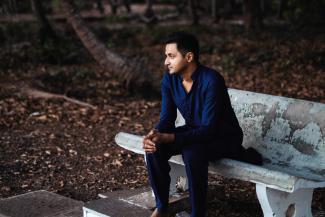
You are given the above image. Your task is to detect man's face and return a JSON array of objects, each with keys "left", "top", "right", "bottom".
[{"left": 164, "top": 43, "right": 188, "bottom": 74}]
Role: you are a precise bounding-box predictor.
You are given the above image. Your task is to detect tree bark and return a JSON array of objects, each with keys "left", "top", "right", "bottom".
[
  {"left": 143, "top": 0, "right": 158, "bottom": 24},
  {"left": 189, "top": 0, "right": 199, "bottom": 25},
  {"left": 277, "top": 0, "right": 287, "bottom": 19},
  {"left": 60, "top": 0, "right": 160, "bottom": 94},
  {"left": 108, "top": 0, "right": 117, "bottom": 14},
  {"left": 96, "top": 0, "right": 105, "bottom": 14},
  {"left": 123, "top": 0, "right": 131, "bottom": 13},
  {"left": 31, "top": 0, "right": 57, "bottom": 43},
  {"left": 175, "top": 0, "right": 188, "bottom": 14},
  {"left": 243, "top": 0, "right": 263, "bottom": 30}
]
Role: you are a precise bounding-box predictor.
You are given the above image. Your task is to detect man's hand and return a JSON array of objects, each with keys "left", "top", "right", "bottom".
[
  {"left": 151, "top": 132, "right": 174, "bottom": 145},
  {"left": 142, "top": 129, "right": 158, "bottom": 153},
  {"left": 142, "top": 136, "right": 157, "bottom": 153},
  {"left": 142, "top": 129, "right": 175, "bottom": 153}
]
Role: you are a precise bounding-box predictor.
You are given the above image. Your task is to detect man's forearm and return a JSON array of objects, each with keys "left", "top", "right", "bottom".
[
  {"left": 173, "top": 125, "right": 214, "bottom": 146},
  {"left": 165, "top": 133, "right": 175, "bottom": 143},
  {"left": 152, "top": 132, "right": 175, "bottom": 144}
]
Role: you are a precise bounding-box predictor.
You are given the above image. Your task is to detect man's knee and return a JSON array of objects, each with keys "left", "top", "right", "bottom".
[
  {"left": 145, "top": 147, "right": 171, "bottom": 164},
  {"left": 182, "top": 145, "right": 208, "bottom": 167},
  {"left": 145, "top": 151, "right": 160, "bottom": 164}
]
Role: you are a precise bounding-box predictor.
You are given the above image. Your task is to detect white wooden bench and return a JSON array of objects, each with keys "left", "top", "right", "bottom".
[{"left": 115, "top": 88, "right": 325, "bottom": 217}]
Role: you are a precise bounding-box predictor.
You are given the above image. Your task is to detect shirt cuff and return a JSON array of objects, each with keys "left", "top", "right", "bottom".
[
  {"left": 174, "top": 131, "right": 186, "bottom": 147},
  {"left": 154, "top": 124, "right": 175, "bottom": 134}
]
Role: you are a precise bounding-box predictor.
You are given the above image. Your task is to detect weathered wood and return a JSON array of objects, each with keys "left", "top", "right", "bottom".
[{"left": 60, "top": 0, "right": 160, "bottom": 93}]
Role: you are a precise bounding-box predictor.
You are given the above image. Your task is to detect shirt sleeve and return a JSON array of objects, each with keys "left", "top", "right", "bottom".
[
  {"left": 154, "top": 73, "right": 177, "bottom": 133},
  {"left": 173, "top": 76, "right": 225, "bottom": 146}
]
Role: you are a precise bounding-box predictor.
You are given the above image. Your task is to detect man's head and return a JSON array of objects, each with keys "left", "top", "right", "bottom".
[{"left": 164, "top": 32, "right": 200, "bottom": 74}]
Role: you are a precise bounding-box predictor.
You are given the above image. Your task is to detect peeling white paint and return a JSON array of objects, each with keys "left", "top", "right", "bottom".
[
  {"left": 228, "top": 88, "right": 325, "bottom": 182},
  {"left": 114, "top": 88, "right": 325, "bottom": 217},
  {"left": 265, "top": 118, "right": 291, "bottom": 143},
  {"left": 292, "top": 122, "right": 322, "bottom": 151}
]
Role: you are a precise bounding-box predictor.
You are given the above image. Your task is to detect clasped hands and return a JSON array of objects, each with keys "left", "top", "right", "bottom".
[{"left": 142, "top": 129, "right": 175, "bottom": 153}]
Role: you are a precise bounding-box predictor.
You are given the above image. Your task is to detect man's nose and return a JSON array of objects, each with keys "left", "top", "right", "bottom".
[{"left": 164, "top": 58, "right": 169, "bottom": 66}]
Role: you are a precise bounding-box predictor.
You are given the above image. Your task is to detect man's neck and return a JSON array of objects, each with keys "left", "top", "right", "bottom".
[{"left": 181, "top": 62, "right": 198, "bottom": 82}]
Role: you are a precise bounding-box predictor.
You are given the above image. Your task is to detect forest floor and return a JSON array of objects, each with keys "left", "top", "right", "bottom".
[{"left": 0, "top": 4, "right": 325, "bottom": 217}]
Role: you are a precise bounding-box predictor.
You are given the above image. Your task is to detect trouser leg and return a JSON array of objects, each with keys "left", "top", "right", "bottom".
[
  {"left": 182, "top": 144, "right": 209, "bottom": 217},
  {"left": 145, "top": 128, "right": 239, "bottom": 216},
  {"left": 145, "top": 144, "right": 177, "bottom": 213}
]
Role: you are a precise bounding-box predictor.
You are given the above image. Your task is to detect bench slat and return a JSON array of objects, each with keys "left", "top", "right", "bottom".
[
  {"left": 115, "top": 132, "right": 325, "bottom": 192},
  {"left": 115, "top": 132, "right": 145, "bottom": 155},
  {"left": 228, "top": 89, "right": 325, "bottom": 180}
]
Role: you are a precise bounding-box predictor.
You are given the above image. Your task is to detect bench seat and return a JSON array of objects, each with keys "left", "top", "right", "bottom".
[
  {"left": 115, "top": 132, "right": 325, "bottom": 193},
  {"left": 115, "top": 88, "right": 325, "bottom": 217}
]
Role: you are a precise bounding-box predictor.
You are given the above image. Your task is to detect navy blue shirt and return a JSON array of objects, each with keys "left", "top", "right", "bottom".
[{"left": 155, "top": 64, "right": 243, "bottom": 148}]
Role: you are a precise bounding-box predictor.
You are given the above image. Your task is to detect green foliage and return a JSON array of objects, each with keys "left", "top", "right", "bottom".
[
  {"left": 41, "top": 68, "right": 73, "bottom": 91},
  {"left": 142, "top": 25, "right": 215, "bottom": 44},
  {"left": 104, "top": 28, "right": 141, "bottom": 48},
  {"left": 0, "top": 37, "right": 91, "bottom": 71},
  {"left": 101, "top": 25, "right": 219, "bottom": 53},
  {"left": 285, "top": 0, "right": 325, "bottom": 24},
  {"left": 106, "top": 40, "right": 115, "bottom": 49},
  {"left": 1, "top": 0, "right": 32, "bottom": 14},
  {"left": 72, "top": 67, "right": 95, "bottom": 81},
  {"left": 220, "top": 54, "right": 236, "bottom": 74},
  {"left": 105, "top": 15, "right": 132, "bottom": 23},
  {"left": 0, "top": 22, "right": 36, "bottom": 45},
  {"left": 35, "top": 66, "right": 96, "bottom": 97},
  {"left": 73, "top": 0, "right": 94, "bottom": 10},
  {"left": 51, "top": 0, "right": 60, "bottom": 10},
  {"left": 200, "top": 43, "right": 215, "bottom": 54},
  {"left": 29, "top": 39, "right": 86, "bottom": 65}
]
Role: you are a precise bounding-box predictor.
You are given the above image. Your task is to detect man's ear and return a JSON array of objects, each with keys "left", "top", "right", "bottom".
[{"left": 185, "top": 52, "right": 194, "bottom": 63}]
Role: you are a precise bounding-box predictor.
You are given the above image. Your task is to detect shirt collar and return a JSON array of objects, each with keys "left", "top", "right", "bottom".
[{"left": 190, "top": 63, "right": 201, "bottom": 81}]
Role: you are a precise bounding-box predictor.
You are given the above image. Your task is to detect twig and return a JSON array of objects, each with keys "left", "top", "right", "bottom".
[{"left": 23, "top": 88, "right": 97, "bottom": 110}]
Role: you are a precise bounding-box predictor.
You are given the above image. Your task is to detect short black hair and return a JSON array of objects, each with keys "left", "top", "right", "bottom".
[{"left": 165, "top": 31, "right": 200, "bottom": 62}]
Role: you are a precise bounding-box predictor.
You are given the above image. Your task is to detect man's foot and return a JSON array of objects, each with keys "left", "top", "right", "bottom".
[{"left": 150, "top": 208, "right": 169, "bottom": 217}]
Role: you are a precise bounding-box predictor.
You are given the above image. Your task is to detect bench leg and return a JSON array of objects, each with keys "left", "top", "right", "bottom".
[
  {"left": 169, "top": 162, "right": 188, "bottom": 194},
  {"left": 144, "top": 155, "right": 188, "bottom": 196},
  {"left": 256, "top": 184, "right": 313, "bottom": 217}
]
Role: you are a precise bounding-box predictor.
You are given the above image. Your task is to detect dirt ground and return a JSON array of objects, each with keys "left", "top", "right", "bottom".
[{"left": 0, "top": 5, "right": 325, "bottom": 216}]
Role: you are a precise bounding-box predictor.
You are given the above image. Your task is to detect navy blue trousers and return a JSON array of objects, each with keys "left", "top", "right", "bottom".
[{"left": 145, "top": 129, "right": 242, "bottom": 217}]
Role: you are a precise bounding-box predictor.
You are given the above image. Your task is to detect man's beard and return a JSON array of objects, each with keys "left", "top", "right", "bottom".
[{"left": 173, "top": 63, "right": 188, "bottom": 76}]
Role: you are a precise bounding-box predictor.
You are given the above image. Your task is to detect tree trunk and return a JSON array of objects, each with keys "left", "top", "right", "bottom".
[
  {"left": 189, "top": 0, "right": 199, "bottom": 25},
  {"left": 1, "top": 0, "right": 18, "bottom": 15},
  {"left": 277, "top": 0, "right": 287, "bottom": 19},
  {"left": 108, "top": 0, "right": 117, "bottom": 14},
  {"left": 143, "top": 0, "right": 158, "bottom": 23},
  {"left": 31, "top": 0, "right": 57, "bottom": 43},
  {"left": 145, "top": 0, "right": 154, "bottom": 15},
  {"left": 96, "top": 0, "right": 105, "bottom": 14},
  {"left": 175, "top": 0, "right": 188, "bottom": 14},
  {"left": 123, "top": 0, "right": 131, "bottom": 13},
  {"left": 60, "top": 0, "right": 160, "bottom": 94},
  {"left": 243, "top": 0, "right": 263, "bottom": 30},
  {"left": 30, "top": 0, "right": 35, "bottom": 12}
]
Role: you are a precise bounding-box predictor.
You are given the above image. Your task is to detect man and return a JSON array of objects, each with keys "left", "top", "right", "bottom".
[{"left": 142, "top": 32, "right": 260, "bottom": 217}]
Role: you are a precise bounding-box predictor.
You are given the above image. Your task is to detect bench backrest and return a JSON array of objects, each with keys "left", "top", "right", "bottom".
[{"left": 175, "top": 88, "right": 325, "bottom": 181}]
